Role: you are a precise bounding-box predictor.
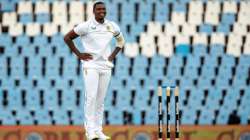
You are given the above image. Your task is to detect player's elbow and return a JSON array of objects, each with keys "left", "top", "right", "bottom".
[
  {"left": 116, "top": 34, "right": 125, "bottom": 48},
  {"left": 63, "top": 35, "right": 71, "bottom": 43}
]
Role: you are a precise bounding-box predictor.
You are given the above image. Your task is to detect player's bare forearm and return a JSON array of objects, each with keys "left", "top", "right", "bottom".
[{"left": 108, "top": 47, "right": 122, "bottom": 61}]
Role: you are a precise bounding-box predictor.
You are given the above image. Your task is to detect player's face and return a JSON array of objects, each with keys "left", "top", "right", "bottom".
[{"left": 94, "top": 4, "right": 106, "bottom": 20}]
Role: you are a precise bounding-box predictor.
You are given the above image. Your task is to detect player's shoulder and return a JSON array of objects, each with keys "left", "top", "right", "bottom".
[
  {"left": 106, "top": 20, "right": 118, "bottom": 26},
  {"left": 106, "top": 19, "right": 120, "bottom": 29}
]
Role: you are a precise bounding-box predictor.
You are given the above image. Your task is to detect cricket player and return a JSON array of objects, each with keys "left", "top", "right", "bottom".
[{"left": 64, "top": 1, "right": 125, "bottom": 140}]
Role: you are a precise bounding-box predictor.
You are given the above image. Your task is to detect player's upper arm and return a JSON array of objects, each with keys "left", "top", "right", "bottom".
[
  {"left": 64, "top": 30, "right": 79, "bottom": 41},
  {"left": 111, "top": 22, "right": 125, "bottom": 48},
  {"left": 64, "top": 22, "right": 88, "bottom": 42},
  {"left": 111, "top": 22, "right": 122, "bottom": 38},
  {"left": 73, "top": 22, "right": 88, "bottom": 36}
]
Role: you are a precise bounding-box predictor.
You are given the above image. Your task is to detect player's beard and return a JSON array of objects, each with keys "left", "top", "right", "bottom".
[{"left": 98, "top": 12, "right": 106, "bottom": 20}]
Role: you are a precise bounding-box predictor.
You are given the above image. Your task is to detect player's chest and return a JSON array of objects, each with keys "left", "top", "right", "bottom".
[{"left": 88, "top": 24, "right": 113, "bottom": 36}]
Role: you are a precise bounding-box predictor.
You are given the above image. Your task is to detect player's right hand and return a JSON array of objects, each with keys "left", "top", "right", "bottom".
[{"left": 78, "top": 53, "right": 93, "bottom": 61}]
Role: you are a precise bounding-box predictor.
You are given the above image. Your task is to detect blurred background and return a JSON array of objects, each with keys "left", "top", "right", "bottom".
[{"left": 0, "top": 0, "right": 250, "bottom": 140}]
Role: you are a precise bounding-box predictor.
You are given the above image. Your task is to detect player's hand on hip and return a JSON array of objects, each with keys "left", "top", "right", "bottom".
[
  {"left": 106, "top": 60, "right": 114, "bottom": 68},
  {"left": 78, "top": 53, "right": 93, "bottom": 61}
]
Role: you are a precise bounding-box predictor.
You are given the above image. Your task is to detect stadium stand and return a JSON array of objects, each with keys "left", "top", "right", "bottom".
[{"left": 0, "top": 0, "right": 250, "bottom": 126}]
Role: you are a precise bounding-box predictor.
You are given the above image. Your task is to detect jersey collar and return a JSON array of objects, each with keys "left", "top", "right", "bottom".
[{"left": 92, "top": 17, "right": 108, "bottom": 26}]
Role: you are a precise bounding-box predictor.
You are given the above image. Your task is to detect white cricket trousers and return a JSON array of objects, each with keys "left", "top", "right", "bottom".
[{"left": 83, "top": 68, "right": 111, "bottom": 134}]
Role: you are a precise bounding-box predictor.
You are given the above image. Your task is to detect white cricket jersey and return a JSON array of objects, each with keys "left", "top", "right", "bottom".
[{"left": 74, "top": 17, "right": 121, "bottom": 70}]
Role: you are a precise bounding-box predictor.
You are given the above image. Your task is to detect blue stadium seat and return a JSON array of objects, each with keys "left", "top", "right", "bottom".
[
  {"left": 16, "top": 35, "right": 30, "bottom": 46},
  {"left": 8, "top": 88, "right": 22, "bottom": 107},
  {"left": 121, "top": 13, "right": 134, "bottom": 25},
  {"left": 0, "top": 56, "right": 7, "bottom": 77},
  {"left": 221, "top": 13, "right": 236, "bottom": 25},
  {"left": 43, "top": 88, "right": 58, "bottom": 108},
  {"left": 134, "top": 55, "right": 148, "bottom": 67},
  {"left": 36, "top": 13, "right": 50, "bottom": 24},
  {"left": 233, "top": 75, "right": 247, "bottom": 87},
  {"left": 71, "top": 110, "right": 84, "bottom": 125},
  {"left": 181, "top": 106, "right": 196, "bottom": 125},
  {"left": 180, "top": 75, "right": 194, "bottom": 87},
  {"left": 199, "top": 109, "right": 213, "bottom": 125},
  {"left": 217, "top": 24, "right": 230, "bottom": 34},
  {"left": 145, "top": 77, "right": 158, "bottom": 88},
  {"left": 209, "top": 44, "right": 224, "bottom": 56},
  {"left": 53, "top": 109, "right": 69, "bottom": 125},
  {"left": 16, "top": 110, "right": 33, "bottom": 125},
  {"left": 4, "top": 46, "right": 15, "bottom": 56},
  {"left": 216, "top": 75, "right": 230, "bottom": 87},
  {"left": 26, "top": 88, "right": 40, "bottom": 108},
  {"left": 145, "top": 108, "right": 157, "bottom": 124},
  {"left": 28, "top": 56, "right": 42, "bottom": 77},
  {"left": 155, "top": 2, "right": 169, "bottom": 23},
  {"left": 132, "top": 68, "right": 146, "bottom": 79},
  {"left": 199, "top": 24, "right": 213, "bottom": 34},
  {"left": 169, "top": 55, "right": 183, "bottom": 68},
  {"left": 34, "top": 35, "right": 48, "bottom": 46},
  {"left": 239, "top": 115, "right": 248, "bottom": 124},
  {"left": 46, "top": 56, "right": 60, "bottom": 76},
  {"left": 35, "top": 109, "right": 51, "bottom": 125},
  {"left": 151, "top": 55, "right": 165, "bottom": 66},
  {"left": 221, "top": 55, "right": 235, "bottom": 67},
  {"left": 201, "top": 65, "right": 215, "bottom": 77},
  {"left": 132, "top": 108, "right": 142, "bottom": 125},
  {"left": 149, "top": 65, "right": 164, "bottom": 78},
  {"left": 117, "top": 89, "right": 130, "bottom": 107},
  {"left": 62, "top": 89, "right": 77, "bottom": 107},
  {"left": 217, "top": 111, "right": 229, "bottom": 125},
  {"left": 189, "top": 88, "right": 203, "bottom": 107},
  {"left": 115, "top": 65, "right": 129, "bottom": 77},
  {"left": 167, "top": 66, "right": 181, "bottom": 78},
  {"left": 1, "top": 77, "right": 15, "bottom": 89},
  {"left": 235, "top": 65, "right": 249, "bottom": 77},
  {"left": 239, "top": 55, "right": 250, "bottom": 67},
  {"left": 204, "top": 54, "right": 218, "bottom": 67},
  {"left": 109, "top": 107, "right": 123, "bottom": 124},
  {"left": 206, "top": 97, "right": 219, "bottom": 110},
  {"left": 137, "top": 2, "right": 151, "bottom": 24},
  {"left": 130, "top": 23, "right": 145, "bottom": 36},
  {"left": 19, "top": 14, "right": 33, "bottom": 24},
  {"left": 241, "top": 87, "right": 250, "bottom": 107},
  {"left": 218, "top": 104, "right": 233, "bottom": 124},
  {"left": 0, "top": 109, "right": 16, "bottom": 125},
  {"left": 173, "top": 2, "right": 187, "bottom": 12},
  {"left": 115, "top": 54, "right": 130, "bottom": 67},
  {"left": 218, "top": 65, "right": 232, "bottom": 78},
  {"left": 184, "top": 66, "right": 198, "bottom": 78},
  {"left": 0, "top": 34, "right": 12, "bottom": 46},
  {"left": 186, "top": 55, "right": 201, "bottom": 68},
  {"left": 0, "top": 0, "right": 16, "bottom": 12},
  {"left": 176, "top": 44, "right": 191, "bottom": 56},
  {"left": 192, "top": 44, "right": 207, "bottom": 56},
  {"left": 51, "top": 34, "right": 65, "bottom": 46},
  {"left": 224, "top": 88, "right": 239, "bottom": 103}
]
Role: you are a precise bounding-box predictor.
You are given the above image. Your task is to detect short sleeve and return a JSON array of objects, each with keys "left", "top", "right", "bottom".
[
  {"left": 110, "top": 22, "right": 121, "bottom": 38},
  {"left": 73, "top": 22, "right": 88, "bottom": 36}
]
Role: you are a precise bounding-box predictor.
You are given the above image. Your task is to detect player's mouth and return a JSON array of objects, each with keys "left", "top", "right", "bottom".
[{"left": 99, "top": 12, "right": 106, "bottom": 18}]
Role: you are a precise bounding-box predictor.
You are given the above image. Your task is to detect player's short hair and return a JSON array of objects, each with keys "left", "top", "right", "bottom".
[{"left": 93, "top": 1, "right": 105, "bottom": 11}]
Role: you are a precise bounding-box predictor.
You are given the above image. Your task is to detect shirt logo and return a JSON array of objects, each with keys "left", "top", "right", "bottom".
[
  {"left": 106, "top": 24, "right": 115, "bottom": 34},
  {"left": 91, "top": 26, "right": 96, "bottom": 30},
  {"left": 106, "top": 25, "right": 111, "bottom": 31}
]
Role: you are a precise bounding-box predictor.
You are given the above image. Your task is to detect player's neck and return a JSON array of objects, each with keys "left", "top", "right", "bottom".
[{"left": 95, "top": 17, "right": 104, "bottom": 24}]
